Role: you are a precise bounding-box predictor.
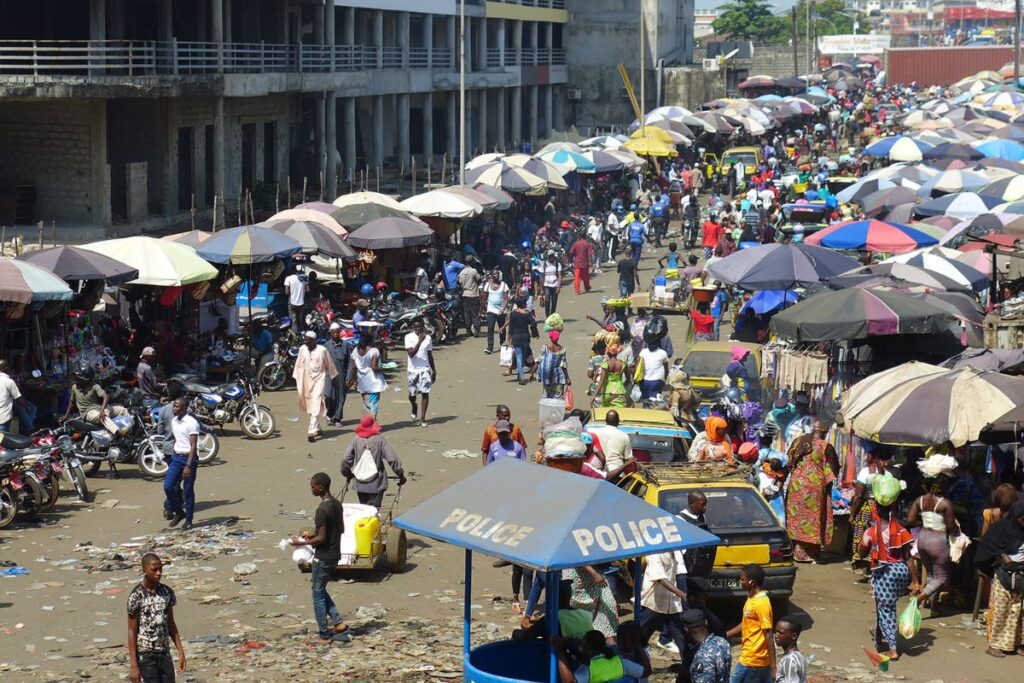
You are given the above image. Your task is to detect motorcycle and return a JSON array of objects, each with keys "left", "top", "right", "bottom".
[
  {"left": 29, "top": 432, "right": 89, "bottom": 502},
  {"left": 170, "top": 374, "right": 275, "bottom": 440},
  {"left": 0, "top": 442, "right": 59, "bottom": 528},
  {"left": 256, "top": 341, "right": 299, "bottom": 392}
]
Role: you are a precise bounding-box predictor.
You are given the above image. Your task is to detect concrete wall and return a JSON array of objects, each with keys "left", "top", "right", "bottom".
[
  {"left": 694, "top": 45, "right": 813, "bottom": 80},
  {"left": 662, "top": 67, "right": 726, "bottom": 111},
  {"left": 0, "top": 99, "right": 103, "bottom": 225}
]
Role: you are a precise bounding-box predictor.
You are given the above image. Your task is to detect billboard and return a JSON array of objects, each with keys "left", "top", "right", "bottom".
[{"left": 817, "top": 34, "right": 892, "bottom": 55}]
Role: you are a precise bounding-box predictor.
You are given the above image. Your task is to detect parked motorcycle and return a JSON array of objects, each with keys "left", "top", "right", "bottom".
[
  {"left": 0, "top": 443, "right": 55, "bottom": 528},
  {"left": 170, "top": 375, "right": 275, "bottom": 440},
  {"left": 30, "top": 432, "right": 89, "bottom": 502}
]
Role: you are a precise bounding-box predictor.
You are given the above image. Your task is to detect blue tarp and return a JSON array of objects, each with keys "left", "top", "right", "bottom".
[{"left": 394, "top": 458, "right": 719, "bottom": 571}]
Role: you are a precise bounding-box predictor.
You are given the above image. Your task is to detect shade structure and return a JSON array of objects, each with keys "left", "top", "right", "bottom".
[
  {"left": 738, "top": 290, "right": 799, "bottom": 315},
  {"left": 840, "top": 360, "right": 943, "bottom": 420},
  {"left": 399, "top": 189, "right": 484, "bottom": 219},
  {"left": 842, "top": 364, "right": 1024, "bottom": 446},
  {"left": 579, "top": 134, "right": 628, "bottom": 149},
  {"left": 647, "top": 117, "right": 696, "bottom": 139},
  {"left": 942, "top": 348, "right": 1024, "bottom": 373},
  {"left": 769, "top": 287, "right": 956, "bottom": 342},
  {"left": 438, "top": 185, "right": 501, "bottom": 210},
  {"left": 0, "top": 257, "right": 73, "bottom": 303},
  {"left": 468, "top": 184, "right": 515, "bottom": 210},
  {"left": 836, "top": 177, "right": 897, "bottom": 204},
  {"left": 502, "top": 154, "right": 569, "bottom": 190},
  {"left": 974, "top": 138, "right": 1024, "bottom": 161},
  {"left": 805, "top": 219, "right": 939, "bottom": 253},
  {"left": 464, "top": 152, "right": 507, "bottom": 170},
  {"left": 81, "top": 237, "right": 218, "bottom": 286},
  {"left": 347, "top": 217, "right": 435, "bottom": 249},
  {"left": 864, "top": 135, "right": 934, "bottom": 162},
  {"left": 16, "top": 245, "right": 138, "bottom": 284},
  {"left": 860, "top": 186, "right": 919, "bottom": 217},
  {"left": 643, "top": 105, "right": 693, "bottom": 122},
  {"left": 916, "top": 169, "right": 989, "bottom": 197},
  {"left": 688, "top": 111, "right": 736, "bottom": 134},
  {"left": 776, "top": 76, "right": 806, "bottom": 89},
  {"left": 622, "top": 136, "right": 678, "bottom": 158},
  {"left": 394, "top": 458, "right": 719, "bottom": 571},
  {"left": 536, "top": 149, "right": 598, "bottom": 174},
  {"left": 538, "top": 141, "right": 583, "bottom": 154},
  {"left": 707, "top": 243, "right": 859, "bottom": 291},
  {"left": 828, "top": 263, "right": 970, "bottom": 292},
  {"left": 923, "top": 142, "right": 984, "bottom": 161},
  {"left": 944, "top": 213, "right": 1024, "bottom": 244},
  {"left": 738, "top": 75, "right": 776, "bottom": 90},
  {"left": 333, "top": 202, "right": 417, "bottom": 230},
  {"left": 270, "top": 207, "right": 347, "bottom": 236},
  {"left": 260, "top": 219, "right": 356, "bottom": 259},
  {"left": 915, "top": 192, "right": 1002, "bottom": 218},
  {"left": 196, "top": 225, "right": 302, "bottom": 265},
  {"left": 466, "top": 160, "right": 548, "bottom": 193},
  {"left": 980, "top": 404, "right": 1024, "bottom": 444},
  {"left": 162, "top": 229, "right": 213, "bottom": 248},
  {"left": 883, "top": 250, "right": 989, "bottom": 291},
  {"left": 980, "top": 176, "right": 1024, "bottom": 201},
  {"left": 984, "top": 91, "right": 1024, "bottom": 109},
  {"left": 580, "top": 149, "right": 630, "bottom": 172},
  {"left": 332, "top": 191, "right": 403, "bottom": 211}
]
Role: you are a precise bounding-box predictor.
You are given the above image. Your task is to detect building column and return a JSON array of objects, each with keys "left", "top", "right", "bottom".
[
  {"left": 495, "top": 87, "right": 506, "bottom": 151},
  {"left": 512, "top": 19, "right": 522, "bottom": 66},
  {"left": 464, "top": 12, "right": 472, "bottom": 71},
  {"left": 477, "top": 89, "right": 489, "bottom": 152},
  {"left": 326, "top": 93, "right": 338, "bottom": 197},
  {"left": 423, "top": 91, "right": 434, "bottom": 165},
  {"left": 89, "top": 100, "right": 111, "bottom": 228},
  {"left": 511, "top": 86, "right": 522, "bottom": 148},
  {"left": 446, "top": 91, "right": 458, "bottom": 160},
  {"left": 89, "top": 0, "right": 106, "bottom": 76},
  {"left": 424, "top": 14, "right": 434, "bottom": 68},
  {"left": 344, "top": 96, "right": 357, "bottom": 183},
  {"left": 157, "top": 0, "right": 172, "bottom": 42},
  {"left": 530, "top": 21, "right": 538, "bottom": 64},
  {"left": 398, "top": 12, "right": 410, "bottom": 69},
  {"left": 553, "top": 85, "right": 564, "bottom": 131},
  {"left": 496, "top": 19, "right": 506, "bottom": 67},
  {"left": 374, "top": 10, "right": 384, "bottom": 69},
  {"left": 211, "top": 0, "right": 223, "bottom": 71},
  {"left": 398, "top": 93, "right": 411, "bottom": 167},
  {"left": 315, "top": 95, "right": 327, "bottom": 195},
  {"left": 477, "top": 17, "right": 487, "bottom": 70},
  {"left": 325, "top": 1, "right": 335, "bottom": 46},
  {"left": 528, "top": 85, "right": 538, "bottom": 143},
  {"left": 213, "top": 96, "right": 225, "bottom": 225},
  {"left": 543, "top": 84, "right": 553, "bottom": 135},
  {"left": 343, "top": 7, "right": 355, "bottom": 44},
  {"left": 372, "top": 95, "right": 384, "bottom": 170},
  {"left": 447, "top": 16, "right": 457, "bottom": 70},
  {"left": 313, "top": 0, "right": 324, "bottom": 44}
]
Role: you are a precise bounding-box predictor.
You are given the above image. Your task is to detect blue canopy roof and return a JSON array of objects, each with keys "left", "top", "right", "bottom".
[{"left": 394, "top": 459, "right": 720, "bottom": 571}]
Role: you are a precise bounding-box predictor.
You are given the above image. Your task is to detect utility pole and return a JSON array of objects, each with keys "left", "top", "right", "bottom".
[
  {"left": 1016, "top": 0, "right": 1022, "bottom": 87},
  {"left": 640, "top": 6, "right": 646, "bottom": 133},
  {"left": 810, "top": 0, "right": 817, "bottom": 73},
  {"left": 792, "top": 7, "right": 799, "bottom": 77},
  {"left": 806, "top": 0, "right": 812, "bottom": 75},
  {"left": 459, "top": 0, "right": 466, "bottom": 184}
]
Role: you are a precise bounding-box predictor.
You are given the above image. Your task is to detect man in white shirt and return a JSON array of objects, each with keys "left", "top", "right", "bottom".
[
  {"left": 283, "top": 268, "right": 307, "bottom": 336},
  {"left": 163, "top": 397, "right": 200, "bottom": 530},
  {"left": 587, "top": 410, "right": 635, "bottom": 482},
  {"left": 0, "top": 360, "right": 31, "bottom": 433},
  {"left": 404, "top": 318, "right": 436, "bottom": 426},
  {"left": 639, "top": 549, "right": 688, "bottom": 661},
  {"left": 604, "top": 210, "right": 621, "bottom": 264}
]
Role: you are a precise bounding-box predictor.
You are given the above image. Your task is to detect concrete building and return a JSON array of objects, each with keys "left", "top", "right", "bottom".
[
  {"left": 565, "top": 0, "right": 696, "bottom": 131},
  {"left": 0, "top": 0, "right": 568, "bottom": 233}
]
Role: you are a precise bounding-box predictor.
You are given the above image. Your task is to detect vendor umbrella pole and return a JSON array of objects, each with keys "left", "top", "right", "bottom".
[
  {"left": 287, "top": 176, "right": 292, "bottom": 208},
  {"left": 51, "top": 221, "right": 56, "bottom": 248},
  {"left": 275, "top": 183, "right": 280, "bottom": 214},
  {"left": 302, "top": 177, "right": 308, "bottom": 204},
  {"left": 463, "top": 549, "right": 472, "bottom": 658},
  {"left": 37, "top": 220, "right": 43, "bottom": 249}
]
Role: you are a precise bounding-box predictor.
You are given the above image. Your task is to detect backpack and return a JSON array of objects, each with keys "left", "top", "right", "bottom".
[{"left": 351, "top": 437, "right": 379, "bottom": 483}]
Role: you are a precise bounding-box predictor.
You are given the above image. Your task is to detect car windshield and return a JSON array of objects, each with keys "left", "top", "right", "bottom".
[
  {"left": 782, "top": 205, "right": 828, "bottom": 222},
  {"left": 682, "top": 350, "right": 757, "bottom": 379},
  {"left": 723, "top": 153, "right": 757, "bottom": 167},
  {"left": 658, "top": 487, "right": 779, "bottom": 531}
]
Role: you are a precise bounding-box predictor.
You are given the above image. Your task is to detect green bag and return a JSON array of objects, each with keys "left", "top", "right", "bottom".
[
  {"left": 898, "top": 597, "right": 921, "bottom": 639},
  {"left": 870, "top": 472, "right": 903, "bottom": 507}
]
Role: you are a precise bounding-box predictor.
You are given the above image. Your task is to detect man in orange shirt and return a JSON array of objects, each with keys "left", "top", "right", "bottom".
[
  {"left": 725, "top": 564, "right": 775, "bottom": 682},
  {"left": 480, "top": 404, "right": 528, "bottom": 466}
]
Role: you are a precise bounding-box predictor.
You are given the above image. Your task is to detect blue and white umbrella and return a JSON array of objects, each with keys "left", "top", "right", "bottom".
[
  {"left": 864, "top": 135, "right": 934, "bottom": 162},
  {"left": 536, "top": 148, "right": 598, "bottom": 174},
  {"left": 974, "top": 138, "right": 1024, "bottom": 162}
]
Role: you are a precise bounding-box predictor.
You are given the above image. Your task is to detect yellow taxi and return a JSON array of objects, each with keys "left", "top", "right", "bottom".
[
  {"left": 703, "top": 146, "right": 763, "bottom": 181},
  {"left": 679, "top": 341, "right": 762, "bottom": 403},
  {"left": 617, "top": 461, "right": 796, "bottom": 609}
]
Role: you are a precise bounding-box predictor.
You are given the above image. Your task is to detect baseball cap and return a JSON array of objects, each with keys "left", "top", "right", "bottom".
[{"left": 494, "top": 419, "right": 512, "bottom": 433}]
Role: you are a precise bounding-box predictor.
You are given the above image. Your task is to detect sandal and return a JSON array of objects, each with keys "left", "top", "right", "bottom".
[{"left": 986, "top": 647, "right": 1006, "bottom": 658}]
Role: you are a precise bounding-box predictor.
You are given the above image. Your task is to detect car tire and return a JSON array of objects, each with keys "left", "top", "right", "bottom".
[{"left": 770, "top": 596, "right": 790, "bottom": 617}]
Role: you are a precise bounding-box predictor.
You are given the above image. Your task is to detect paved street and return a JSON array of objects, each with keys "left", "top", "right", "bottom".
[{"left": 0, "top": 242, "right": 1004, "bottom": 682}]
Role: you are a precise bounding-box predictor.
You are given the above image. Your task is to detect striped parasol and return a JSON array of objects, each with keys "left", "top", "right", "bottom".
[
  {"left": 0, "top": 257, "right": 73, "bottom": 303},
  {"left": 841, "top": 364, "right": 1024, "bottom": 446},
  {"left": 196, "top": 225, "right": 302, "bottom": 265}
]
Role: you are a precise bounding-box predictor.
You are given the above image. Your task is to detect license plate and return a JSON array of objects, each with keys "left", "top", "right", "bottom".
[
  {"left": 10, "top": 476, "right": 23, "bottom": 491},
  {"left": 706, "top": 578, "right": 741, "bottom": 590},
  {"left": 70, "top": 458, "right": 82, "bottom": 468}
]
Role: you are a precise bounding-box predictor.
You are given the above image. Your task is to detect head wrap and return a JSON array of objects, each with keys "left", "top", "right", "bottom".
[
  {"left": 606, "top": 343, "right": 623, "bottom": 357},
  {"left": 705, "top": 416, "right": 728, "bottom": 443},
  {"left": 548, "top": 330, "right": 561, "bottom": 343}
]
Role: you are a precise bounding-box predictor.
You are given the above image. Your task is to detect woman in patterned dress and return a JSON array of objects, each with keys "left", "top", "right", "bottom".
[
  {"left": 784, "top": 421, "right": 839, "bottom": 563},
  {"left": 567, "top": 565, "right": 619, "bottom": 637}
]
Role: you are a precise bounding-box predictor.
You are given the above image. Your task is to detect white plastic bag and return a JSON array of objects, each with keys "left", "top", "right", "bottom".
[{"left": 499, "top": 345, "right": 514, "bottom": 368}]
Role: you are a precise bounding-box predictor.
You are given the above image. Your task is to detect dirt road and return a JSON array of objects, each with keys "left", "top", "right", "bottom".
[{"left": 0, "top": 239, "right": 1003, "bottom": 682}]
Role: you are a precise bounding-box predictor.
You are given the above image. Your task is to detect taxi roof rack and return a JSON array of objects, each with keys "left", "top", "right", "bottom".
[{"left": 634, "top": 461, "right": 754, "bottom": 486}]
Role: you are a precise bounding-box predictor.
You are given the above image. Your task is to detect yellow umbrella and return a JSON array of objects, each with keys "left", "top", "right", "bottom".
[
  {"left": 623, "top": 137, "right": 678, "bottom": 158},
  {"left": 630, "top": 126, "right": 675, "bottom": 143}
]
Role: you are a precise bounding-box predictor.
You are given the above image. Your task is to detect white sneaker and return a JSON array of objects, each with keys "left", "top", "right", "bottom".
[{"left": 411, "top": 411, "right": 417, "bottom": 421}]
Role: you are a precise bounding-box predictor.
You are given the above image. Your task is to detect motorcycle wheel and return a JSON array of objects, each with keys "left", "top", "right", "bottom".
[
  {"left": 40, "top": 474, "right": 60, "bottom": 512},
  {"left": 0, "top": 485, "right": 18, "bottom": 528},
  {"left": 69, "top": 463, "right": 89, "bottom": 502},
  {"left": 239, "top": 404, "right": 276, "bottom": 440},
  {"left": 18, "top": 476, "right": 45, "bottom": 518},
  {"left": 137, "top": 441, "right": 168, "bottom": 478},
  {"left": 196, "top": 432, "right": 220, "bottom": 464},
  {"left": 257, "top": 363, "right": 288, "bottom": 392}
]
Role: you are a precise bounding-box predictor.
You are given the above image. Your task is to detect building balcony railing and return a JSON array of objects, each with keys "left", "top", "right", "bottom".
[{"left": 0, "top": 40, "right": 562, "bottom": 79}]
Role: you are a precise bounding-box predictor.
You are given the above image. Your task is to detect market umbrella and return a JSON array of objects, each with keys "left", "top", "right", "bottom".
[
  {"left": 270, "top": 207, "right": 347, "bottom": 236},
  {"left": 984, "top": 91, "right": 1024, "bottom": 109},
  {"left": 333, "top": 190, "right": 403, "bottom": 211},
  {"left": 294, "top": 201, "right": 341, "bottom": 216},
  {"left": 196, "top": 225, "right": 302, "bottom": 265},
  {"left": 399, "top": 189, "right": 484, "bottom": 219},
  {"left": 580, "top": 149, "right": 629, "bottom": 173},
  {"left": 923, "top": 142, "right": 984, "bottom": 161},
  {"left": 347, "top": 217, "right": 435, "bottom": 250},
  {"left": 465, "top": 152, "right": 507, "bottom": 170},
  {"left": 438, "top": 185, "right": 500, "bottom": 211},
  {"left": 579, "top": 134, "right": 628, "bottom": 149},
  {"left": 536, "top": 148, "right": 598, "bottom": 175},
  {"left": 468, "top": 184, "right": 515, "bottom": 210},
  {"left": 769, "top": 287, "right": 956, "bottom": 342},
  {"left": 883, "top": 249, "right": 989, "bottom": 291},
  {"left": 162, "top": 229, "right": 213, "bottom": 249},
  {"left": 333, "top": 202, "right": 417, "bottom": 230},
  {"left": 466, "top": 160, "right": 548, "bottom": 193},
  {"left": 828, "top": 263, "right": 969, "bottom": 292},
  {"left": 629, "top": 125, "right": 687, "bottom": 145},
  {"left": 503, "top": 154, "right": 569, "bottom": 190},
  {"left": 942, "top": 348, "right": 1024, "bottom": 373},
  {"left": 707, "top": 243, "right": 859, "bottom": 291},
  {"left": 974, "top": 138, "right": 1024, "bottom": 161},
  {"left": 644, "top": 106, "right": 693, "bottom": 122},
  {"left": 81, "top": 237, "right": 218, "bottom": 287},
  {"left": 980, "top": 176, "right": 1024, "bottom": 201},
  {"left": 16, "top": 245, "right": 139, "bottom": 284},
  {"left": 884, "top": 203, "right": 917, "bottom": 224},
  {"left": 688, "top": 111, "right": 736, "bottom": 134},
  {"left": 914, "top": 192, "right": 1002, "bottom": 218},
  {"left": 980, "top": 404, "right": 1024, "bottom": 444},
  {"left": 864, "top": 135, "right": 933, "bottom": 162},
  {"left": 840, "top": 361, "right": 944, "bottom": 419},
  {"left": 260, "top": 219, "right": 356, "bottom": 259},
  {"left": 836, "top": 177, "right": 897, "bottom": 204},
  {"left": 860, "top": 187, "right": 919, "bottom": 217},
  {"left": 538, "top": 141, "right": 583, "bottom": 154},
  {"left": 776, "top": 76, "right": 807, "bottom": 90},
  {"left": 916, "top": 169, "right": 989, "bottom": 197},
  {"left": 805, "top": 219, "right": 939, "bottom": 253},
  {"left": 738, "top": 75, "right": 776, "bottom": 90},
  {"left": 842, "top": 365, "right": 1024, "bottom": 446},
  {"left": 622, "top": 136, "right": 678, "bottom": 158},
  {"left": 0, "top": 257, "right": 74, "bottom": 303},
  {"left": 738, "top": 290, "right": 799, "bottom": 315},
  {"left": 646, "top": 117, "right": 696, "bottom": 139}
]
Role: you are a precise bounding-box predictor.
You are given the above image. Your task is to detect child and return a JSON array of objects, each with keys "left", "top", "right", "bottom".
[
  {"left": 757, "top": 457, "right": 788, "bottom": 525},
  {"left": 859, "top": 474, "right": 920, "bottom": 661},
  {"left": 774, "top": 617, "right": 807, "bottom": 683},
  {"left": 658, "top": 242, "right": 681, "bottom": 270}
]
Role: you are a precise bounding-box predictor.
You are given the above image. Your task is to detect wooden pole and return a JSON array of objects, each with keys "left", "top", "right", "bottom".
[
  {"left": 248, "top": 190, "right": 255, "bottom": 225},
  {"left": 376, "top": 167, "right": 381, "bottom": 193},
  {"left": 237, "top": 189, "right": 243, "bottom": 227},
  {"left": 275, "top": 182, "right": 280, "bottom": 214},
  {"left": 441, "top": 153, "right": 448, "bottom": 185},
  {"left": 427, "top": 163, "right": 432, "bottom": 187},
  {"left": 319, "top": 171, "right": 324, "bottom": 201},
  {"left": 301, "top": 177, "right": 308, "bottom": 204},
  {"left": 286, "top": 176, "right": 292, "bottom": 208},
  {"left": 212, "top": 195, "right": 219, "bottom": 231},
  {"left": 399, "top": 162, "right": 405, "bottom": 196},
  {"left": 1, "top": 226, "right": 5, "bottom": 255},
  {"left": 191, "top": 193, "right": 197, "bottom": 230},
  {"left": 412, "top": 157, "right": 417, "bottom": 195},
  {"left": 37, "top": 221, "right": 44, "bottom": 249},
  {"left": 51, "top": 221, "right": 56, "bottom": 247}
]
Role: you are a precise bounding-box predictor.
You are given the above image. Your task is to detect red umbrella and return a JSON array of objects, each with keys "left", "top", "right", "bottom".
[{"left": 805, "top": 219, "right": 938, "bottom": 253}]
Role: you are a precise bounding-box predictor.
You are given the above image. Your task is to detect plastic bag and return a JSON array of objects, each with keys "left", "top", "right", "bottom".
[
  {"left": 643, "top": 314, "right": 668, "bottom": 343},
  {"left": 499, "top": 345, "right": 514, "bottom": 368},
  {"left": 898, "top": 597, "right": 921, "bottom": 639},
  {"left": 544, "top": 313, "right": 564, "bottom": 332},
  {"left": 630, "top": 384, "right": 642, "bottom": 404}
]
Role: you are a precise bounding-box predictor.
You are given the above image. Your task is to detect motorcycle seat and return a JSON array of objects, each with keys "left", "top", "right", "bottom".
[
  {"left": 0, "top": 432, "right": 33, "bottom": 449},
  {"left": 0, "top": 450, "right": 25, "bottom": 463},
  {"left": 66, "top": 418, "right": 96, "bottom": 432},
  {"left": 183, "top": 382, "right": 216, "bottom": 395}
]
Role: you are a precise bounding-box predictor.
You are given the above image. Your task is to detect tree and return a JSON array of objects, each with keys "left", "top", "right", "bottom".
[
  {"left": 793, "top": 0, "right": 857, "bottom": 38},
  {"left": 712, "top": 0, "right": 788, "bottom": 44}
]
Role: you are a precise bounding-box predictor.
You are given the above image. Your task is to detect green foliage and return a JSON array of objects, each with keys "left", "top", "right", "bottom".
[{"left": 712, "top": 0, "right": 788, "bottom": 43}]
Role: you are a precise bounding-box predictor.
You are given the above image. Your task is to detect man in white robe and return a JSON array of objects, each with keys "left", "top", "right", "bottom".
[{"left": 293, "top": 330, "right": 337, "bottom": 442}]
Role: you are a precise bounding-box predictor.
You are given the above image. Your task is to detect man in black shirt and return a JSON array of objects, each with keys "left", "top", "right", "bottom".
[
  {"left": 617, "top": 257, "right": 640, "bottom": 298},
  {"left": 291, "top": 472, "right": 349, "bottom": 642}
]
